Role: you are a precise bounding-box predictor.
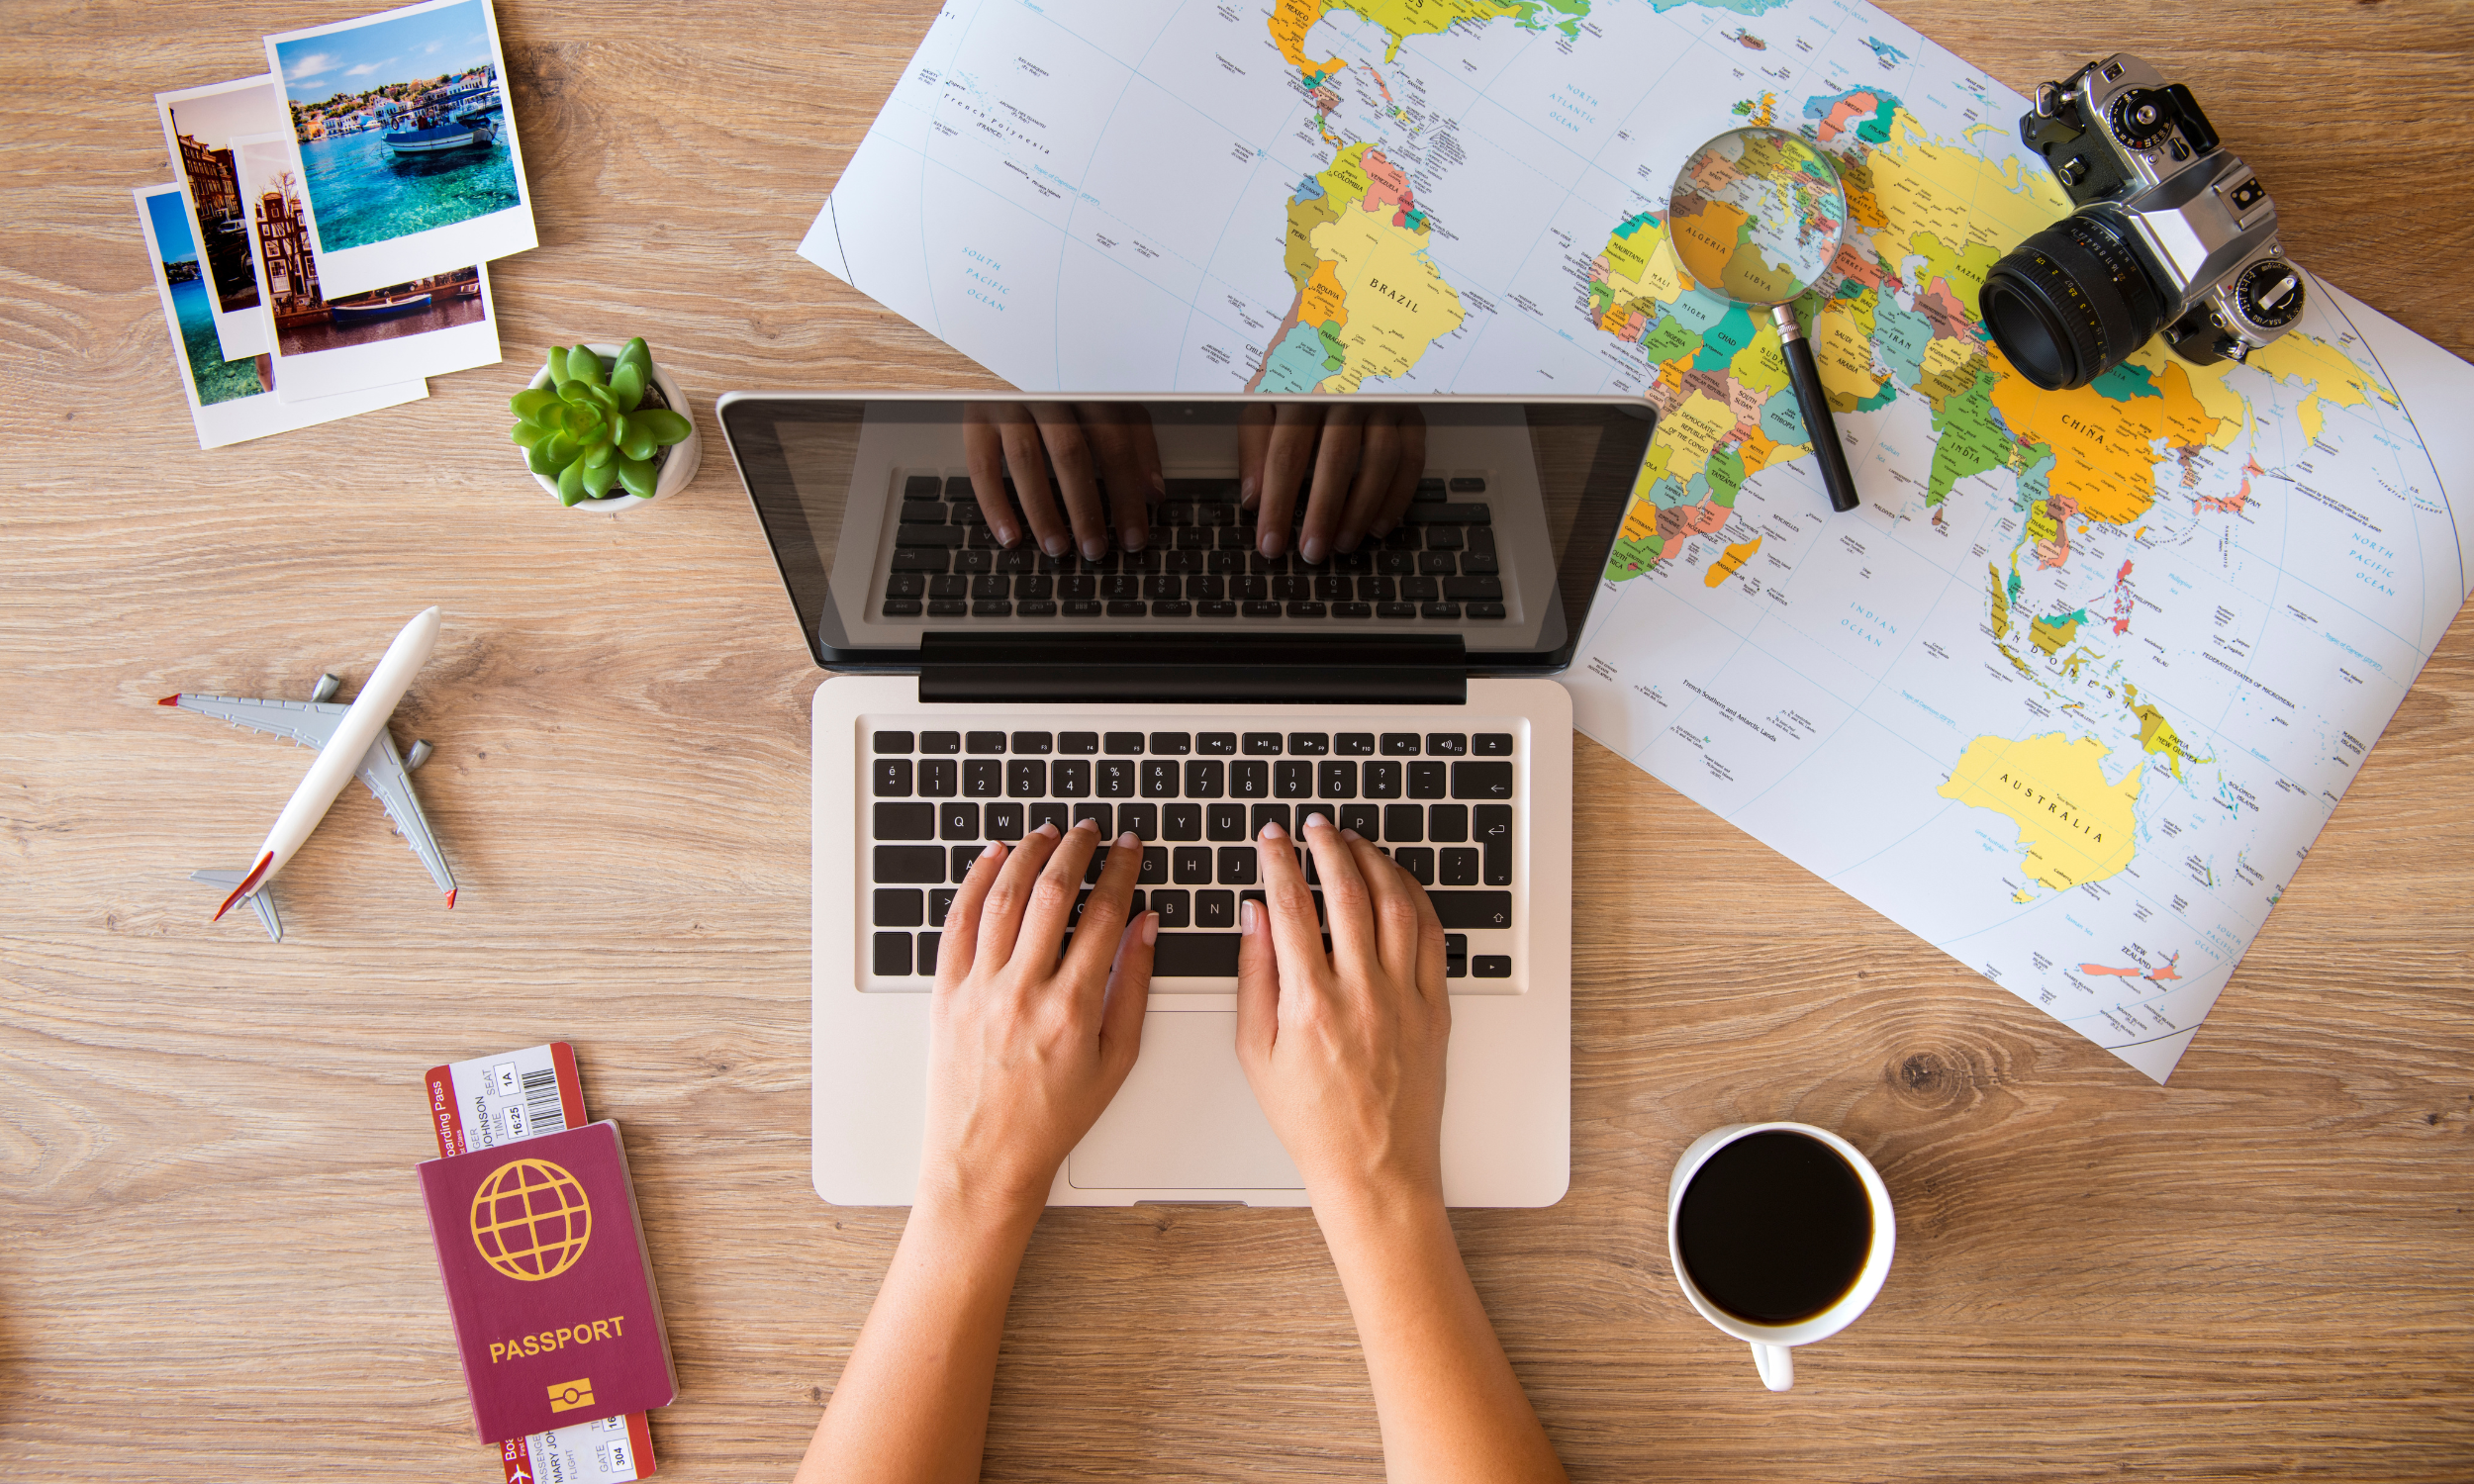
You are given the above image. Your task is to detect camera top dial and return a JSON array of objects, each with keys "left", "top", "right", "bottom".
[
  {"left": 2108, "top": 90, "right": 2177, "bottom": 151},
  {"left": 2235, "top": 259, "right": 2306, "bottom": 329}
]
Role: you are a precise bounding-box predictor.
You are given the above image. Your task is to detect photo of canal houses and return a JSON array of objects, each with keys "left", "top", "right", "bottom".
[
  {"left": 135, "top": 183, "right": 426, "bottom": 449},
  {"left": 238, "top": 132, "right": 501, "bottom": 403},
  {"left": 154, "top": 76, "right": 284, "bottom": 360},
  {"left": 264, "top": 0, "right": 534, "bottom": 301}
]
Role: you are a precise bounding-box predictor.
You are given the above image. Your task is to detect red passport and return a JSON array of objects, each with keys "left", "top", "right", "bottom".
[{"left": 418, "top": 1120, "right": 678, "bottom": 1442}]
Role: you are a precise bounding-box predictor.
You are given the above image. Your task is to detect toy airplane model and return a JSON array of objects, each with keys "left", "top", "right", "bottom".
[{"left": 160, "top": 606, "right": 454, "bottom": 941}]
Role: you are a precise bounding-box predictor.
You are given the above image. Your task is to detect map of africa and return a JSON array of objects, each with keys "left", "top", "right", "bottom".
[{"left": 803, "top": 0, "right": 2474, "bottom": 1080}]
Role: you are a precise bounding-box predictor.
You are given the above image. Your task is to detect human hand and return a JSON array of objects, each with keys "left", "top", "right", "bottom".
[
  {"left": 1237, "top": 403, "right": 1427, "bottom": 563},
  {"left": 963, "top": 402, "right": 1165, "bottom": 561},
  {"left": 921, "top": 821, "right": 1158, "bottom": 1215},
  {"left": 1233, "top": 813, "right": 1451, "bottom": 1212}
]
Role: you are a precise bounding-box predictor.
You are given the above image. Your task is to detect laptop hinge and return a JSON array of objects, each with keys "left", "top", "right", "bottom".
[{"left": 917, "top": 634, "right": 1468, "bottom": 705}]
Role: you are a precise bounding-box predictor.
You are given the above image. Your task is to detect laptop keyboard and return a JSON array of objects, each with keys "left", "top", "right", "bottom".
[
  {"left": 866, "top": 723, "right": 1519, "bottom": 992},
  {"left": 880, "top": 473, "right": 1505, "bottom": 622}
]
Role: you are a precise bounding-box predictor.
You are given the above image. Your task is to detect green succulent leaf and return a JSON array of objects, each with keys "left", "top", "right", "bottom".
[
  {"left": 581, "top": 380, "right": 618, "bottom": 411},
  {"left": 636, "top": 408, "right": 693, "bottom": 446},
  {"left": 557, "top": 460, "right": 588, "bottom": 506},
  {"left": 526, "top": 441, "right": 560, "bottom": 477},
  {"left": 541, "top": 430, "right": 579, "bottom": 469},
  {"left": 616, "top": 456, "right": 657, "bottom": 500},
  {"left": 511, "top": 421, "right": 547, "bottom": 449},
  {"left": 618, "top": 337, "right": 652, "bottom": 374},
  {"left": 566, "top": 345, "right": 606, "bottom": 388},
  {"left": 582, "top": 459, "right": 620, "bottom": 498},
  {"left": 558, "top": 378, "right": 597, "bottom": 407},
  {"left": 617, "top": 418, "right": 656, "bottom": 463},
  {"left": 610, "top": 360, "right": 646, "bottom": 414},
  {"left": 583, "top": 435, "right": 617, "bottom": 470},
  {"left": 545, "top": 345, "right": 570, "bottom": 385},
  {"left": 511, "top": 386, "right": 558, "bottom": 419}
]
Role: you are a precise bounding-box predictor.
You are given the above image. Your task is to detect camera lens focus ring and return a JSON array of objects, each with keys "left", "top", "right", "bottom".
[{"left": 1977, "top": 212, "right": 2166, "bottom": 391}]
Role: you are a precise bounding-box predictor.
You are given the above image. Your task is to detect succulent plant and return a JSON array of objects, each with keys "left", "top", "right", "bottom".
[{"left": 510, "top": 339, "right": 694, "bottom": 505}]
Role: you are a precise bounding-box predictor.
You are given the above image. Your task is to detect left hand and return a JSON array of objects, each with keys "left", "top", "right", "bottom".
[
  {"left": 920, "top": 821, "right": 1158, "bottom": 1212},
  {"left": 1237, "top": 403, "right": 1426, "bottom": 562}
]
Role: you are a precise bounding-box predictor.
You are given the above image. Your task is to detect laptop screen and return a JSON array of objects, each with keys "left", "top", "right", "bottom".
[{"left": 717, "top": 395, "right": 1653, "bottom": 673}]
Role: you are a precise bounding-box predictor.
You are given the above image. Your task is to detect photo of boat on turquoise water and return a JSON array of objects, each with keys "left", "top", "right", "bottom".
[
  {"left": 144, "top": 192, "right": 267, "bottom": 407},
  {"left": 274, "top": 0, "right": 521, "bottom": 254}
]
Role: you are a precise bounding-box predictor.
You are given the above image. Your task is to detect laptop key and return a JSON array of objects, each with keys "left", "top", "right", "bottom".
[
  {"left": 1027, "top": 802, "right": 1069, "bottom": 834},
  {"left": 1059, "top": 731, "right": 1098, "bottom": 755},
  {"left": 1242, "top": 601, "right": 1283, "bottom": 617},
  {"left": 905, "top": 474, "right": 942, "bottom": 499},
  {"left": 897, "top": 524, "right": 962, "bottom": 548},
  {"left": 916, "top": 932, "right": 942, "bottom": 976},
  {"left": 940, "top": 803, "right": 979, "bottom": 840},
  {"left": 1441, "top": 848, "right": 1478, "bottom": 885},
  {"left": 1199, "top": 732, "right": 1237, "bottom": 755},
  {"left": 1198, "top": 601, "right": 1238, "bottom": 617},
  {"left": 1337, "top": 733, "right": 1376, "bottom": 756},
  {"left": 1453, "top": 761, "right": 1514, "bottom": 799},
  {"left": 964, "top": 760, "right": 1001, "bottom": 796},
  {"left": 1073, "top": 803, "right": 1113, "bottom": 837},
  {"left": 1218, "top": 847, "right": 1260, "bottom": 885},
  {"left": 1421, "top": 603, "right": 1461, "bottom": 619},
  {"left": 874, "top": 759, "right": 914, "bottom": 796},
  {"left": 1430, "top": 804, "right": 1469, "bottom": 843},
  {"left": 951, "top": 845, "right": 989, "bottom": 881},
  {"left": 1119, "top": 803, "right": 1158, "bottom": 840},
  {"left": 1052, "top": 759, "right": 1092, "bottom": 797},
  {"left": 1477, "top": 804, "right": 1512, "bottom": 885},
  {"left": 875, "top": 888, "right": 924, "bottom": 928},
  {"left": 1338, "top": 804, "right": 1380, "bottom": 839},
  {"left": 874, "top": 846, "right": 944, "bottom": 883},
  {"left": 1153, "top": 889, "right": 1191, "bottom": 929},
  {"left": 1195, "top": 889, "right": 1234, "bottom": 928},
  {"left": 1364, "top": 761, "right": 1401, "bottom": 798},
  {"left": 892, "top": 549, "right": 949, "bottom": 574},
  {"left": 919, "top": 760, "right": 958, "bottom": 796},
  {"left": 928, "top": 600, "right": 968, "bottom": 617},
  {"left": 1007, "top": 761, "right": 1047, "bottom": 797},
  {"left": 1173, "top": 847, "right": 1213, "bottom": 884},
  {"left": 886, "top": 575, "right": 927, "bottom": 600},
  {"left": 882, "top": 599, "right": 925, "bottom": 616},
  {"left": 1382, "top": 803, "right": 1423, "bottom": 842},
  {"left": 1105, "top": 732, "right": 1145, "bottom": 755},
  {"left": 901, "top": 501, "right": 947, "bottom": 525},
  {"left": 1063, "top": 600, "right": 1103, "bottom": 617},
  {"left": 1380, "top": 733, "right": 1422, "bottom": 756},
  {"left": 1468, "top": 603, "right": 1507, "bottom": 618},
  {"left": 971, "top": 600, "right": 1011, "bottom": 617},
  {"left": 920, "top": 731, "right": 960, "bottom": 754},
  {"left": 1318, "top": 761, "right": 1358, "bottom": 797},
  {"left": 1443, "top": 576, "right": 1503, "bottom": 602},
  {"left": 1248, "top": 803, "right": 1290, "bottom": 839},
  {"left": 1186, "top": 760, "right": 1224, "bottom": 797},
  {"left": 929, "top": 888, "right": 957, "bottom": 927},
  {"left": 874, "top": 932, "right": 912, "bottom": 976},
  {"left": 1150, "top": 731, "right": 1192, "bottom": 755},
  {"left": 1138, "top": 847, "right": 1170, "bottom": 885},
  {"left": 876, "top": 801, "right": 935, "bottom": 840},
  {"left": 1333, "top": 603, "right": 1373, "bottom": 618},
  {"left": 1393, "top": 846, "right": 1435, "bottom": 885},
  {"left": 1231, "top": 760, "right": 1269, "bottom": 798},
  {"left": 987, "top": 802, "right": 1025, "bottom": 841},
  {"left": 1205, "top": 803, "right": 1247, "bottom": 841},
  {"left": 1427, "top": 890, "right": 1510, "bottom": 929},
  {"left": 971, "top": 576, "right": 1009, "bottom": 601},
  {"left": 1378, "top": 602, "right": 1419, "bottom": 619},
  {"left": 1427, "top": 733, "right": 1469, "bottom": 756},
  {"left": 1243, "top": 732, "right": 1284, "bottom": 755},
  {"left": 1142, "top": 760, "right": 1179, "bottom": 797},
  {"left": 1408, "top": 762, "right": 1447, "bottom": 798},
  {"left": 1288, "top": 732, "right": 1330, "bottom": 755},
  {"left": 1154, "top": 933, "right": 1240, "bottom": 977},
  {"left": 1475, "top": 733, "right": 1514, "bottom": 756},
  {"left": 1285, "top": 602, "right": 1327, "bottom": 618},
  {"left": 1097, "top": 760, "right": 1137, "bottom": 797},
  {"left": 1275, "top": 761, "right": 1314, "bottom": 798},
  {"left": 1165, "top": 803, "right": 1201, "bottom": 841}
]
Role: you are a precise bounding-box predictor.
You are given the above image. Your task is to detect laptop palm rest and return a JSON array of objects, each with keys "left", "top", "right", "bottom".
[{"left": 1068, "top": 1012, "right": 1302, "bottom": 1192}]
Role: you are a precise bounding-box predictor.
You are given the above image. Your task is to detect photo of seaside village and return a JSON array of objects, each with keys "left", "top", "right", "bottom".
[
  {"left": 169, "top": 94, "right": 270, "bottom": 317},
  {"left": 251, "top": 159, "right": 484, "bottom": 356}
]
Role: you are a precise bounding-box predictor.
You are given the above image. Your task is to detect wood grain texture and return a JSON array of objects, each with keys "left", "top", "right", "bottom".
[{"left": 4, "top": 1, "right": 2471, "bottom": 1479}]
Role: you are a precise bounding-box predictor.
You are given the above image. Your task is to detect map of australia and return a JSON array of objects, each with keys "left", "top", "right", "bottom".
[{"left": 804, "top": 0, "right": 2473, "bottom": 1080}]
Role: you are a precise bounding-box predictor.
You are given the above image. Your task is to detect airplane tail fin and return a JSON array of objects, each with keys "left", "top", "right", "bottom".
[{"left": 193, "top": 868, "right": 282, "bottom": 942}]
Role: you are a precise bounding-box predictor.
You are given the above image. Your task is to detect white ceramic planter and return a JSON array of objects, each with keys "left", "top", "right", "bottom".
[{"left": 524, "top": 342, "right": 704, "bottom": 511}]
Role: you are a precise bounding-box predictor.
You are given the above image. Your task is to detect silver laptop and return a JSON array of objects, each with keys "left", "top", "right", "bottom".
[{"left": 717, "top": 394, "right": 1653, "bottom": 1208}]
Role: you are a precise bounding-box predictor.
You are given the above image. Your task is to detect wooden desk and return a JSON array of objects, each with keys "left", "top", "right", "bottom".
[{"left": 6, "top": 1, "right": 2470, "bottom": 1478}]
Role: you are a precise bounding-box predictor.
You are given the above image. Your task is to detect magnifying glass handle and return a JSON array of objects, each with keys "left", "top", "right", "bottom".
[{"left": 1771, "top": 303, "right": 1860, "bottom": 513}]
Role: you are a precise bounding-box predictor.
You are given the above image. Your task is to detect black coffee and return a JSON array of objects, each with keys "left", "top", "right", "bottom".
[{"left": 1675, "top": 1130, "right": 1873, "bottom": 1326}]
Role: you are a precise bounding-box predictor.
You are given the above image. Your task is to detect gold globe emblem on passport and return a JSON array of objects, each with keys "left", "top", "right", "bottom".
[{"left": 469, "top": 1157, "right": 593, "bottom": 1281}]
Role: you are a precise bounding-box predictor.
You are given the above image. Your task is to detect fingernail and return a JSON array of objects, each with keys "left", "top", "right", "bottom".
[
  {"left": 1340, "top": 827, "right": 1362, "bottom": 841},
  {"left": 1149, "top": 470, "right": 1167, "bottom": 497},
  {"left": 1300, "top": 535, "right": 1327, "bottom": 564},
  {"left": 1082, "top": 536, "right": 1108, "bottom": 561},
  {"left": 1073, "top": 817, "right": 1096, "bottom": 832},
  {"left": 1044, "top": 533, "right": 1070, "bottom": 557},
  {"left": 1037, "top": 821, "right": 1061, "bottom": 838},
  {"left": 1259, "top": 820, "right": 1287, "bottom": 841},
  {"left": 1240, "top": 899, "right": 1260, "bottom": 934},
  {"left": 1117, "top": 830, "right": 1139, "bottom": 848},
  {"left": 1302, "top": 811, "right": 1329, "bottom": 831},
  {"left": 997, "top": 522, "right": 1020, "bottom": 547},
  {"left": 1121, "top": 525, "right": 1147, "bottom": 553},
  {"left": 1240, "top": 475, "right": 1258, "bottom": 504},
  {"left": 1142, "top": 911, "right": 1160, "bottom": 945},
  {"left": 1260, "top": 530, "right": 1285, "bottom": 558}
]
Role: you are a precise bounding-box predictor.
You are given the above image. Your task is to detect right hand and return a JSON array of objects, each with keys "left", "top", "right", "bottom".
[
  {"left": 963, "top": 402, "right": 1164, "bottom": 561},
  {"left": 1233, "top": 813, "right": 1452, "bottom": 1210},
  {"left": 1237, "top": 403, "right": 1426, "bottom": 564}
]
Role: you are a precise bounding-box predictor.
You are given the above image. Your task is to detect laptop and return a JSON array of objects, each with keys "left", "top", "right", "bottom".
[{"left": 717, "top": 394, "right": 1654, "bottom": 1207}]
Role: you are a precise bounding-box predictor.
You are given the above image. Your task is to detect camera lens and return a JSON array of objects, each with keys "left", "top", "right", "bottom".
[{"left": 1977, "top": 212, "right": 2166, "bottom": 391}]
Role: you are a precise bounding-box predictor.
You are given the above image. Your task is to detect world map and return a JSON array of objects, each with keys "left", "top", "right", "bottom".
[{"left": 803, "top": 0, "right": 2474, "bottom": 1080}]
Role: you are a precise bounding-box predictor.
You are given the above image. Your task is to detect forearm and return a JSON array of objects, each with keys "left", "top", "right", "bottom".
[
  {"left": 795, "top": 1190, "right": 1043, "bottom": 1484},
  {"left": 1315, "top": 1192, "right": 1567, "bottom": 1484}
]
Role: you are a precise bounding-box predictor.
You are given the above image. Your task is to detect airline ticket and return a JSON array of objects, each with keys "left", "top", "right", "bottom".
[{"left": 424, "top": 1043, "right": 658, "bottom": 1482}]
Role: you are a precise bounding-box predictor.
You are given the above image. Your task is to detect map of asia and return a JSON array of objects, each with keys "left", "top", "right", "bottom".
[{"left": 804, "top": 0, "right": 2474, "bottom": 1080}]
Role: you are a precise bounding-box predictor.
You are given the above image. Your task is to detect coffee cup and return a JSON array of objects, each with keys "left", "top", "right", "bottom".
[{"left": 1665, "top": 1121, "right": 1895, "bottom": 1392}]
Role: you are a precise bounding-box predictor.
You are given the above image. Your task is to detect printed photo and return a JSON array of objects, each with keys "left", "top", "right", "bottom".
[
  {"left": 155, "top": 75, "right": 286, "bottom": 361},
  {"left": 263, "top": 0, "right": 535, "bottom": 300},
  {"left": 233, "top": 134, "right": 500, "bottom": 404},
  {"left": 136, "top": 184, "right": 425, "bottom": 449}
]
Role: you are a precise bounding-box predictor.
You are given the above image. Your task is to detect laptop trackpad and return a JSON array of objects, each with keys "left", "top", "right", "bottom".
[{"left": 1069, "top": 1012, "right": 1302, "bottom": 1192}]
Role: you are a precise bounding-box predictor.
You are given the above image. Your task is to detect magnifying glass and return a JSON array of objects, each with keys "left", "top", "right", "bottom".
[{"left": 1666, "top": 127, "right": 1860, "bottom": 514}]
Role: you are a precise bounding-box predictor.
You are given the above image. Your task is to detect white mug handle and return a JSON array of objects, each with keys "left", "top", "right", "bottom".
[{"left": 1752, "top": 1343, "right": 1793, "bottom": 1392}]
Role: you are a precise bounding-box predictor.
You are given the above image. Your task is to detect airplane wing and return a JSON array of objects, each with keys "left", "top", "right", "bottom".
[
  {"left": 168, "top": 693, "right": 349, "bottom": 750},
  {"left": 354, "top": 730, "right": 457, "bottom": 899}
]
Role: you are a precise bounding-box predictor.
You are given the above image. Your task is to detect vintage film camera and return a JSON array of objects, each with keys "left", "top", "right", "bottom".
[{"left": 1978, "top": 54, "right": 2304, "bottom": 391}]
